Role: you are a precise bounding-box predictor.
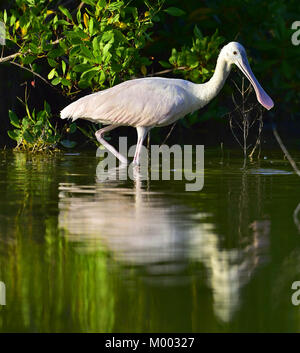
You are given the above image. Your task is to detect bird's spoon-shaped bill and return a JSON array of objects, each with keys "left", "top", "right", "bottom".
[{"left": 235, "top": 54, "right": 274, "bottom": 110}]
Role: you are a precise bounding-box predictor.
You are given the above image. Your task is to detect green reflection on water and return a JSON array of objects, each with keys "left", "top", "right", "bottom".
[{"left": 0, "top": 149, "right": 300, "bottom": 332}]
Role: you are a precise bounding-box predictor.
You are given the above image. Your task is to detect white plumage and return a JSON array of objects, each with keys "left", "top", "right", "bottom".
[
  {"left": 61, "top": 42, "right": 274, "bottom": 165},
  {"left": 61, "top": 77, "right": 200, "bottom": 127}
]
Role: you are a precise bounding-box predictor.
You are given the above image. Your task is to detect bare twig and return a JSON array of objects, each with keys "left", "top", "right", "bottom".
[
  {"left": 0, "top": 38, "right": 62, "bottom": 64},
  {"left": 272, "top": 126, "right": 300, "bottom": 177},
  {"left": 229, "top": 114, "right": 243, "bottom": 148},
  {"left": 160, "top": 123, "right": 176, "bottom": 147},
  {"left": 249, "top": 108, "right": 263, "bottom": 159},
  {"left": 10, "top": 61, "right": 56, "bottom": 90},
  {"left": 0, "top": 52, "right": 21, "bottom": 63},
  {"left": 147, "top": 131, "right": 150, "bottom": 151},
  {"left": 272, "top": 127, "right": 300, "bottom": 233},
  {"left": 229, "top": 76, "right": 263, "bottom": 159},
  {"left": 147, "top": 66, "right": 187, "bottom": 77}
]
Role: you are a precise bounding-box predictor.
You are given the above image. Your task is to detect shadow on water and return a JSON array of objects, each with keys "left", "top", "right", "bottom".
[{"left": 0, "top": 149, "right": 300, "bottom": 332}]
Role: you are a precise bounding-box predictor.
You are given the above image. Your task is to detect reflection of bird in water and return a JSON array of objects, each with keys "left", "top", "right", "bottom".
[
  {"left": 58, "top": 170, "right": 270, "bottom": 322},
  {"left": 59, "top": 170, "right": 204, "bottom": 265}
]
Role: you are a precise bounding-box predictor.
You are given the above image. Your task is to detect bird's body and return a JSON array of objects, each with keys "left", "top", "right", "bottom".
[
  {"left": 61, "top": 77, "right": 205, "bottom": 127},
  {"left": 61, "top": 42, "right": 274, "bottom": 165}
]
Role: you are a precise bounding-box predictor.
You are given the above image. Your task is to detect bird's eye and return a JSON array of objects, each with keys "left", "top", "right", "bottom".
[{"left": 233, "top": 51, "right": 237, "bottom": 55}]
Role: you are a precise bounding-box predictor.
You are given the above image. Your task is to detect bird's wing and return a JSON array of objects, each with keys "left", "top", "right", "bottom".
[{"left": 61, "top": 78, "right": 194, "bottom": 127}]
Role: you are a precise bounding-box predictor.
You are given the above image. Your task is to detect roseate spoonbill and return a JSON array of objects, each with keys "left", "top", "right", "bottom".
[{"left": 61, "top": 42, "right": 274, "bottom": 164}]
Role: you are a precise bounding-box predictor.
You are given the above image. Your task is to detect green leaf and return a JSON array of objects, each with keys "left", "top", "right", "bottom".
[
  {"left": 97, "top": 0, "right": 107, "bottom": 9},
  {"left": 194, "top": 25, "right": 203, "bottom": 39},
  {"left": 29, "top": 43, "right": 39, "bottom": 54},
  {"left": 62, "top": 60, "right": 66, "bottom": 75},
  {"left": 41, "top": 38, "right": 52, "bottom": 51},
  {"left": 76, "top": 9, "right": 81, "bottom": 24},
  {"left": 51, "top": 77, "right": 61, "bottom": 85},
  {"left": 102, "top": 42, "right": 112, "bottom": 57},
  {"left": 81, "top": 67, "right": 100, "bottom": 78},
  {"left": 89, "top": 17, "right": 94, "bottom": 35},
  {"left": 10, "top": 14, "right": 16, "bottom": 26},
  {"left": 78, "top": 78, "right": 90, "bottom": 89},
  {"left": 59, "top": 6, "right": 73, "bottom": 21},
  {"left": 8, "top": 130, "right": 20, "bottom": 141},
  {"left": 44, "top": 101, "right": 51, "bottom": 115},
  {"left": 69, "top": 45, "right": 81, "bottom": 56},
  {"left": 164, "top": 7, "right": 186, "bottom": 17},
  {"left": 35, "top": 120, "right": 44, "bottom": 127},
  {"left": 47, "top": 58, "right": 57, "bottom": 67},
  {"left": 80, "top": 45, "right": 93, "bottom": 59},
  {"left": 48, "top": 47, "right": 65, "bottom": 58},
  {"left": 23, "top": 130, "right": 35, "bottom": 144},
  {"left": 99, "top": 70, "right": 105, "bottom": 84},
  {"left": 82, "top": 0, "right": 95, "bottom": 6},
  {"left": 22, "top": 117, "right": 29, "bottom": 129},
  {"left": 159, "top": 60, "right": 172, "bottom": 68},
  {"left": 108, "top": 1, "right": 124, "bottom": 11},
  {"left": 92, "top": 37, "right": 100, "bottom": 54},
  {"left": 73, "top": 63, "right": 93, "bottom": 72},
  {"left": 9, "top": 110, "right": 20, "bottom": 128},
  {"left": 66, "top": 30, "right": 89, "bottom": 40},
  {"left": 111, "top": 62, "right": 122, "bottom": 72},
  {"left": 23, "top": 55, "right": 35, "bottom": 65},
  {"left": 101, "top": 31, "right": 114, "bottom": 43},
  {"left": 55, "top": 20, "right": 72, "bottom": 26},
  {"left": 48, "top": 68, "right": 56, "bottom": 80},
  {"left": 61, "top": 78, "right": 71, "bottom": 87}
]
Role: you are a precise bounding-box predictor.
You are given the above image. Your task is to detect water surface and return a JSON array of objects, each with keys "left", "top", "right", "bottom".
[{"left": 0, "top": 149, "right": 300, "bottom": 332}]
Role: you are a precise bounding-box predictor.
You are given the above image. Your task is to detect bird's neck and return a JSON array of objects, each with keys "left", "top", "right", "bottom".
[{"left": 195, "top": 55, "right": 231, "bottom": 107}]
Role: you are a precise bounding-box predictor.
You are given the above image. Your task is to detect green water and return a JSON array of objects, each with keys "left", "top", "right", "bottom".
[{"left": 0, "top": 148, "right": 300, "bottom": 332}]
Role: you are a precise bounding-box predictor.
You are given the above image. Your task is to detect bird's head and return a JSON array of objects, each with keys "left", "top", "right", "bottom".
[{"left": 221, "top": 42, "right": 274, "bottom": 110}]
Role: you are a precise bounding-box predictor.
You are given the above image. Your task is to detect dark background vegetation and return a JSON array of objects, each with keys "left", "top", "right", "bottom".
[{"left": 0, "top": 0, "right": 299, "bottom": 150}]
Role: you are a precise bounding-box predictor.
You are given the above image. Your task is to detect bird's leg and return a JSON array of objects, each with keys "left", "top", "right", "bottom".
[
  {"left": 133, "top": 126, "right": 151, "bottom": 165},
  {"left": 95, "top": 125, "right": 128, "bottom": 165}
]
